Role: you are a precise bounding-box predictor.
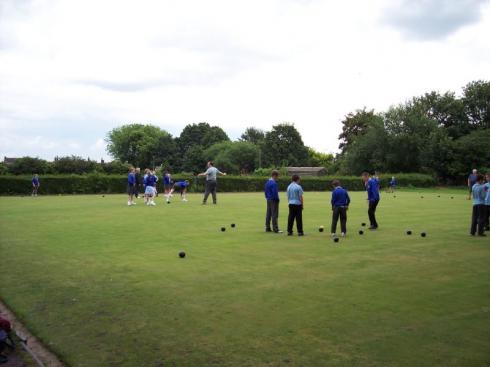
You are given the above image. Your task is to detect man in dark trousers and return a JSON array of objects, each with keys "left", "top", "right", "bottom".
[
  {"left": 331, "top": 179, "right": 350, "bottom": 237},
  {"left": 287, "top": 174, "right": 304, "bottom": 236},
  {"left": 264, "top": 170, "right": 282, "bottom": 233},
  {"left": 470, "top": 174, "right": 487, "bottom": 236},
  {"left": 134, "top": 167, "right": 141, "bottom": 198},
  {"left": 362, "top": 171, "right": 380, "bottom": 229},
  {"left": 197, "top": 161, "right": 227, "bottom": 204},
  {"left": 468, "top": 169, "right": 478, "bottom": 200}
]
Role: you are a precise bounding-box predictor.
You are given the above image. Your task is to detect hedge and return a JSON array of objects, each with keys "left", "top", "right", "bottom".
[{"left": 0, "top": 173, "right": 436, "bottom": 195}]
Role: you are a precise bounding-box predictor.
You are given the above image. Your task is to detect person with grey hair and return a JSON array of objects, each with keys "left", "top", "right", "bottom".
[
  {"left": 198, "top": 161, "right": 227, "bottom": 204},
  {"left": 468, "top": 169, "right": 478, "bottom": 200}
]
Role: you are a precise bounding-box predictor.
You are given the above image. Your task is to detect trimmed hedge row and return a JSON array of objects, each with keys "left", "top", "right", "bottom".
[{"left": 0, "top": 173, "right": 436, "bottom": 195}]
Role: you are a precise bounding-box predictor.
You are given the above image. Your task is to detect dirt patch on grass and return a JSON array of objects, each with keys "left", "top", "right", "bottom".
[{"left": 0, "top": 300, "right": 65, "bottom": 367}]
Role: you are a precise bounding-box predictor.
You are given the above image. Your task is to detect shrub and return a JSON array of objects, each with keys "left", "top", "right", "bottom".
[{"left": 0, "top": 173, "right": 436, "bottom": 195}]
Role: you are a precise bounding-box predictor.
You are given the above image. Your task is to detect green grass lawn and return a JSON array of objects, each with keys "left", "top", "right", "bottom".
[{"left": 0, "top": 190, "right": 489, "bottom": 367}]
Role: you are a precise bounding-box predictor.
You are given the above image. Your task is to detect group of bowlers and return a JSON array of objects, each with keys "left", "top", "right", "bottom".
[
  {"left": 468, "top": 170, "right": 490, "bottom": 237},
  {"left": 265, "top": 170, "right": 380, "bottom": 236},
  {"left": 126, "top": 161, "right": 226, "bottom": 206},
  {"left": 126, "top": 168, "right": 190, "bottom": 206},
  {"left": 125, "top": 163, "right": 489, "bottom": 237}
]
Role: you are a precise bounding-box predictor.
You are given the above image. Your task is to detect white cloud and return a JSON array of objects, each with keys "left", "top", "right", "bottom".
[
  {"left": 382, "top": 0, "right": 489, "bottom": 40},
  {"left": 0, "top": 0, "right": 490, "bottom": 160}
]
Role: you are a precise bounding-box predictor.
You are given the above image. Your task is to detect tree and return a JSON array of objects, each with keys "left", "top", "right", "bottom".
[
  {"left": 182, "top": 145, "right": 206, "bottom": 173},
  {"left": 240, "top": 127, "right": 265, "bottom": 145},
  {"left": 462, "top": 80, "right": 490, "bottom": 129},
  {"left": 411, "top": 91, "right": 468, "bottom": 138},
  {"left": 99, "top": 160, "right": 132, "bottom": 175},
  {"left": 338, "top": 109, "right": 379, "bottom": 152},
  {"left": 383, "top": 103, "right": 441, "bottom": 172},
  {"left": 204, "top": 141, "right": 259, "bottom": 174},
  {"left": 0, "top": 162, "right": 7, "bottom": 175},
  {"left": 338, "top": 118, "right": 389, "bottom": 174},
  {"left": 448, "top": 129, "right": 490, "bottom": 178},
  {"left": 53, "top": 156, "right": 97, "bottom": 174},
  {"left": 8, "top": 157, "right": 50, "bottom": 175},
  {"left": 106, "top": 124, "right": 177, "bottom": 169},
  {"left": 307, "top": 148, "right": 334, "bottom": 170},
  {"left": 262, "top": 123, "right": 309, "bottom": 167},
  {"left": 177, "top": 122, "right": 229, "bottom": 155}
]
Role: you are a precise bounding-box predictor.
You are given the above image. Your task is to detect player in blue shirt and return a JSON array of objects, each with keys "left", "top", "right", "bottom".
[
  {"left": 134, "top": 167, "right": 141, "bottom": 199},
  {"left": 31, "top": 174, "right": 40, "bottom": 197},
  {"left": 362, "top": 171, "right": 380, "bottom": 229},
  {"left": 166, "top": 180, "right": 190, "bottom": 203},
  {"left": 468, "top": 169, "right": 478, "bottom": 200},
  {"left": 331, "top": 180, "right": 350, "bottom": 237},
  {"left": 264, "top": 170, "right": 282, "bottom": 233},
  {"left": 287, "top": 175, "right": 304, "bottom": 236},
  {"left": 127, "top": 168, "right": 136, "bottom": 206},
  {"left": 470, "top": 174, "right": 486, "bottom": 236},
  {"left": 144, "top": 170, "right": 158, "bottom": 206},
  {"left": 388, "top": 176, "right": 396, "bottom": 193},
  {"left": 485, "top": 173, "right": 490, "bottom": 231},
  {"left": 163, "top": 171, "right": 173, "bottom": 199}
]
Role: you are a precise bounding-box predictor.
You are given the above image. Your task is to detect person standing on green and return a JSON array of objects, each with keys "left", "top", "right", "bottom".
[
  {"left": 31, "top": 174, "right": 40, "bottom": 196},
  {"left": 286, "top": 174, "right": 304, "bottom": 236},
  {"left": 198, "top": 161, "right": 227, "bottom": 204}
]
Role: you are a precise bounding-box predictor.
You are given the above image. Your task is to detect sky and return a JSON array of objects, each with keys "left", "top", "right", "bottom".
[{"left": 1, "top": 0, "right": 489, "bottom": 161}]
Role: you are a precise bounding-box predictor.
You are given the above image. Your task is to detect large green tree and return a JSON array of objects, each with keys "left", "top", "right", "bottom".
[
  {"left": 8, "top": 157, "right": 51, "bottom": 175},
  {"left": 204, "top": 141, "right": 259, "bottom": 174},
  {"left": 411, "top": 91, "right": 468, "bottom": 138},
  {"left": 262, "top": 123, "right": 309, "bottom": 167},
  {"left": 338, "top": 109, "right": 379, "bottom": 152},
  {"left": 338, "top": 116, "right": 388, "bottom": 174},
  {"left": 177, "top": 122, "right": 229, "bottom": 155},
  {"left": 462, "top": 80, "right": 490, "bottom": 129},
  {"left": 448, "top": 129, "right": 490, "bottom": 178},
  {"left": 181, "top": 145, "right": 206, "bottom": 173},
  {"left": 240, "top": 127, "right": 265, "bottom": 145},
  {"left": 106, "top": 124, "right": 177, "bottom": 169}
]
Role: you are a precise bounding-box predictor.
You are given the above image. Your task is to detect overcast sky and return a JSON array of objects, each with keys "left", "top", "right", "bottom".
[{"left": 1, "top": 0, "right": 489, "bottom": 161}]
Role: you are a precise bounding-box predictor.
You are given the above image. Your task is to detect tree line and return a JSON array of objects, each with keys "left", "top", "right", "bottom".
[
  {"left": 334, "top": 80, "right": 489, "bottom": 181},
  {"left": 104, "top": 122, "right": 333, "bottom": 174},
  {"left": 2, "top": 80, "right": 487, "bottom": 181}
]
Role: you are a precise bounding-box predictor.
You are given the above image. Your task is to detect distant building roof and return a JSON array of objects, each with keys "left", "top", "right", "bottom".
[
  {"left": 287, "top": 167, "right": 327, "bottom": 176},
  {"left": 3, "top": 157, "right": 18, "bottom": 165}
]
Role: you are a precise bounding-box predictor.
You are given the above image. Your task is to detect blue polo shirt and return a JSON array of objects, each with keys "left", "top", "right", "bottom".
[
  {"left": 331, "top": 186, "right": 350, "bottom": 208},
  {"left": 164, "top": 174, "right": 172, "bottom": 185},
  {"left": 483, "top": 182, "right": 490, "bottom": 205},
  {"left": 287, "top": 182, "right": 303, "bottom": 205},
  {"left": 366, "top": 178, "right": 380, "bottom": 201},
  {"left": 264, "top": 178, "right": 279, "bottom": 201},
  {"left": 32, "top": 177, "right": 39, "bottom": 185},
  {"left": 389, "top": 178, "right": 396, "bottom": 187},
  {"left": 472, "top": 183, "right": 486, "bottom": 205},
  {"left": 146, "top": 174, "right": 157, "bottom": 187},
  {"left": 176, "top": 181, "right": 189, "bottom": 188},
  {"left": 468, "top": 174, "right": 478, "bottom": 186},
  {"left": 128, "top": 172, "right": 135, "bottom": 185}
]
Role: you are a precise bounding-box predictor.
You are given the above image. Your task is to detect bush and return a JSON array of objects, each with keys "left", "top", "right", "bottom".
[
  {"left": 7, "top": 157, "right": 50, "bottom": 175},
  {"left": 99, "top": 160, "right": 132, "bottom": 175},
  {"left": 252, "top": 167, "right": 289, "bottom": 177},
  {"left": 0, "top": 173, "right": 436, "bottom": 195}
]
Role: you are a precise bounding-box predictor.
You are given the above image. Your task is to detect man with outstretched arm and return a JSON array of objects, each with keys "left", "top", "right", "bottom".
[{"left": 198, "top": 161, "right": 227, "bottom": 205}]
